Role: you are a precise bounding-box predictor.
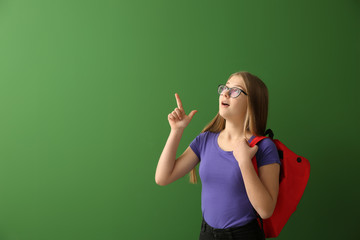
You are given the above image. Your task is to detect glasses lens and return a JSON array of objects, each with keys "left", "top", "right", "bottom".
[
  {"left": 230, "top": 89, "right": 240, "bottom": 98},
  {"left": 218, "top": 85, "right": 225, "bottom": 94}
]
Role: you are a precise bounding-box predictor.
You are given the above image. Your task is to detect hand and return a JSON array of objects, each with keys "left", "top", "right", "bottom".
[
  {"left": 168, "top": 93, "right": 198, "bottom": 130},
  {"left": 233, "top": 137, "right": 259, "bottom": 165}
]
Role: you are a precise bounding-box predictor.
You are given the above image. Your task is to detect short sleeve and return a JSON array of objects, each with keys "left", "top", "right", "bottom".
[
  {"left": 256, "top": 138, "right": 282, "bottom": 168},
  {"left": 189, "top": 132, "right": 206, "bottom": 161}
]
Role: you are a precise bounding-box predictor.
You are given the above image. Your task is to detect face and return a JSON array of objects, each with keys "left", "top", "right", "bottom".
[{"left": 219, "top": 75, "right": 248, "bottom": 120}]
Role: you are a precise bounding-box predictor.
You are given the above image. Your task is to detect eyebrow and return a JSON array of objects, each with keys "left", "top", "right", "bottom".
[{"left": 226, "top": 82, "right": 245, "bottom": 89}]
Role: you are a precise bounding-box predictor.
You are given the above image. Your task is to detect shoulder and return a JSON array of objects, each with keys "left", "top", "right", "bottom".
[
  {"left": 191, "top": 131, "right": 211, "bottom": 143},
  {"left": 257, "top": 137, "right": 276, "bottom": 151},
  {"left": 189, "top": 131, "right": 213, "bottom": 158},
  {"left": 200, "top": 131, "right": 210, "bottom": 137},
  {"left": 197, "top": 130, "right": 213, "bottom": 139},
  {"left": 256, "top": 137, "right": 281, "bottom": 167},
  {"left": 191, "top": 131, "right": 215, "bottom": 145}
]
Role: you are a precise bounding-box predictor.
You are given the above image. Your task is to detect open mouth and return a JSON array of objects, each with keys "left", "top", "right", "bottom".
[{"left": 221, "top": 102, "right": 230, "bottom": 107}]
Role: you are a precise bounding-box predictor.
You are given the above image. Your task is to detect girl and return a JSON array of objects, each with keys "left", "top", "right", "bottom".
[{"left": 155, "top": 71, "right": 281, "bottom": 240}]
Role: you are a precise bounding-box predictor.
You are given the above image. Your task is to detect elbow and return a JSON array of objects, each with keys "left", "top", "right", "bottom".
[
  {"left": 259, "top": 194, "right": 278, "bottom": 219},
  {"left": 259, "top": 205, "right": 275, "bottom": 219},
  {"left": 260, "top": 210, "right": 273, "bottom": 220},
  {"left": 155, "top": 177, "right": 167, "bottom": 186},
  {"left": 155, "top": 176, "right": 162, "bottom": 186},
  {"left": 155, "top": 172, "right": 163, "bottom": 186}
]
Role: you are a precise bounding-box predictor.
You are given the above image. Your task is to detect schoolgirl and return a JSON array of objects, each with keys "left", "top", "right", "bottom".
[{"left": 155, "top": 71, "right": 281, "bottom": 240}]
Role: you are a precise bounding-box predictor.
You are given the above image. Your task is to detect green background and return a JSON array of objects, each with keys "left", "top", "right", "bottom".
[{"left": 0, "top": 0, "right": 359, "bottom": 239}]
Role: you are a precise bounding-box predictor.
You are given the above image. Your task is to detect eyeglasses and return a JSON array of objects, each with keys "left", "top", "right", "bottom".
[{"left": 217, "top": 84, "right": 248, "bottom": 98}]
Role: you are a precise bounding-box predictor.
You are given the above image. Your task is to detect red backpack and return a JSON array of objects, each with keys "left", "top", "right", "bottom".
[{"left": 249, "top": 129, "right": 310, "bottom": 238}]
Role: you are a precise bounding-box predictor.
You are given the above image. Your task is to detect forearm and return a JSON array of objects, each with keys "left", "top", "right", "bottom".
[
  {"left": 238, "top": 160, "right": 274, "bottom": 219},
  {"left": 155, "top": 128, "right": 184, "bottom": 185}
]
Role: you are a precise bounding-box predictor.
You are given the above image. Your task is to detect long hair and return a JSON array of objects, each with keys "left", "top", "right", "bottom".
[{"left": 189, "top": 71, "right": 269, "bottom": 184}]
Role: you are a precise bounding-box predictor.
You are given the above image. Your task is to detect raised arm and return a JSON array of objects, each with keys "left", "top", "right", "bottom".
[{"left": 155, "top": 93, "right": 198, "bottom": 186}]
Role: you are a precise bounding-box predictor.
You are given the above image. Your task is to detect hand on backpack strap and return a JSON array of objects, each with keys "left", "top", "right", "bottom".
[{"left": 233, "top": 137, "right": 259, "bottom": 165}]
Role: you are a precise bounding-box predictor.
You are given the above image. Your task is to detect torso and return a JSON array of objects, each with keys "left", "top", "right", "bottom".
[{"left": 217, "top": 130, "right": 254, "bottom": 152}]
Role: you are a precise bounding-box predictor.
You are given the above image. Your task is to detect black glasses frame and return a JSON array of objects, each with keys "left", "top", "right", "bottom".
[{"left": 217, "top": 84, "right": 248, "bottom": 98}]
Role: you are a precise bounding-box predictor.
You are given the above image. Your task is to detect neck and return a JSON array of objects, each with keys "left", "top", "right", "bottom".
[{"left": 222, "top": 120, "right": 252, "bottom": 141}]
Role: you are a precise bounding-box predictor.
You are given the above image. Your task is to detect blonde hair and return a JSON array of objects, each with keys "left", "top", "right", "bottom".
[{"left": 189, "top": 71, "right": 269, "bottom": 184}]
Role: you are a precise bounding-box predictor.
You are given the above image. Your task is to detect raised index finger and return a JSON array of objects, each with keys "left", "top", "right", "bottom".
[{"left": 175, "top": 93, "right": 183, "bottom": 110}]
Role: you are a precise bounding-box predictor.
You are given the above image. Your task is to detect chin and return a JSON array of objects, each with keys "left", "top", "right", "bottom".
[{"left": 218, "top": 111, "right": 227, "bottom": 119}]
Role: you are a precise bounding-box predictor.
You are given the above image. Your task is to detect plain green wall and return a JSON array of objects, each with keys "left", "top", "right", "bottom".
[{"left": 0, "top": 0, "right": 359, "bottom": 239}]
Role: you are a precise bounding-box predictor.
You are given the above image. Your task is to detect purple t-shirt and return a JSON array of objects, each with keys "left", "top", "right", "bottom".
[{"left": 189, "top": 130, "right": 281, "bottom": 229}]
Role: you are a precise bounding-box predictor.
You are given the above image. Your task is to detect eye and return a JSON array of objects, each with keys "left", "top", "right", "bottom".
[{"left": 230, "top": 88, "right": 240, "bottom": 97}]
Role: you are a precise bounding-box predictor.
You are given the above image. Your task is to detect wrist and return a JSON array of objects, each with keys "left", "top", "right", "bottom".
[
  {"left": 238, "top": 158, "right": 252, "bottom": 167},
  {"left": 171, "top": 128, "right": 185, "bottom": 133}
]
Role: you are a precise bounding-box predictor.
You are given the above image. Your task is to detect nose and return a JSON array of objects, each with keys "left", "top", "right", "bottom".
[{"left": 222, "top": 89, "right": 230, "bottom": 98}]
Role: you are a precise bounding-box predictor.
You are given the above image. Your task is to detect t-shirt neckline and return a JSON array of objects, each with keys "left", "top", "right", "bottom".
[{"left": 215, "top": 131, "right": 255, "bottom": 155}]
